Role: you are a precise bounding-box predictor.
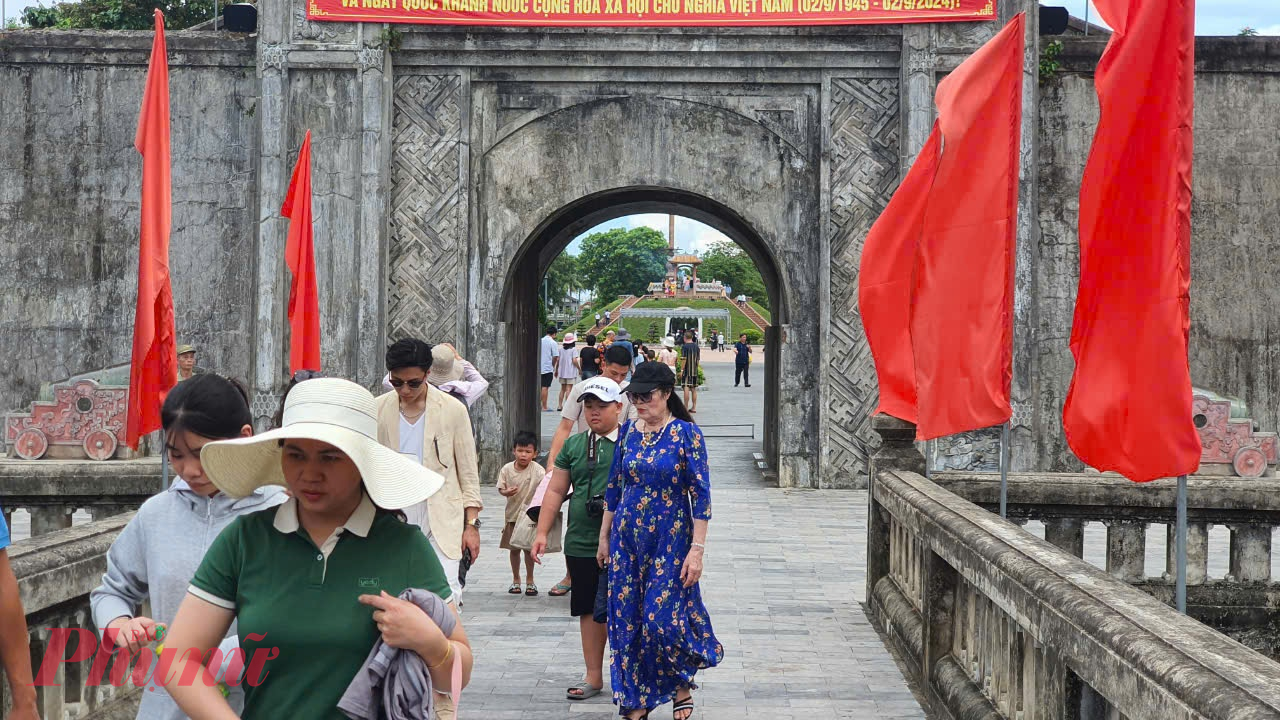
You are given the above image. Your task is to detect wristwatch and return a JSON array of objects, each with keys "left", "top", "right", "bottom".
[{"left": 465, "top": 518, "right": 482, "bottom": 530}]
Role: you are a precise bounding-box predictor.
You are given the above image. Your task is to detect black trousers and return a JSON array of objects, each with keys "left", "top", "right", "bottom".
[{"left": 735, "top": 364, "right": 750, "bottom": 386}]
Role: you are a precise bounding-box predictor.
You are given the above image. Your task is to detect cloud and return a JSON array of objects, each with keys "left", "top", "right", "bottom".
[{"left": 1257, "top": 24, "right": 1280, "bottom": 36}]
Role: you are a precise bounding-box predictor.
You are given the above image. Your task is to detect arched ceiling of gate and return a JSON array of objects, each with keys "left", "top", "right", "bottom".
[{"left": 478, "top": 93, "right": 818, "bottom": 329}]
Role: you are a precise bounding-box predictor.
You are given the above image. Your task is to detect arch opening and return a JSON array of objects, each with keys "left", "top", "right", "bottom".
[{"left": 499, "top": 186, "right": 787, "bottom": 477}]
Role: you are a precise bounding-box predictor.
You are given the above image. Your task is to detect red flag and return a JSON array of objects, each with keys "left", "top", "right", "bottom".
[
  {"left": 282, "top": 131, "right": 321, "bottom": 375},
  {"left": 125, "top": 10, "right": 176, "bottom": 451},
  {"left": 859, "top": 14, "right": 1024, "bottom": 440},
  {"left": 1063, "top": 0, "right": 1200, "bottom": 483}
]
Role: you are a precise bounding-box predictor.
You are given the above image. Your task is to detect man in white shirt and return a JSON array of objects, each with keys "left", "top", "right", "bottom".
[{"left": 540, "top": 325, "right": 561, "bottom": 412}]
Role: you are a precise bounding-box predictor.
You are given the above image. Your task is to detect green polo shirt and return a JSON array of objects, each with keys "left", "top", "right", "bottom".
[
  {"left": 554, "top": 428, "right": 617, "bottom": 557},
  {"left": 188, "top": 495, "right": 451, "bottom": 720}
]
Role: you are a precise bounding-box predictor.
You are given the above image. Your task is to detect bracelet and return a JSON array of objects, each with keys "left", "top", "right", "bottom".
[
  {"left": 427, "top": 641, "right": 454, "bottom": 670},
  {"left": 691, "top": 542, "right": 706, "bottom": 550}
]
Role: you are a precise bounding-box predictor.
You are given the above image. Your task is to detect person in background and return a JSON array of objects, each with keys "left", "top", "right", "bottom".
[
  {"left": 498, "top": 431, "right": 544, "bottom": 596},
  {"left": 376, "top": 339, "right": 483, "bottom": 608},
  {"left": 92, "top": 374, "right": 286, "bottom": 720},
  {"left": 595, "top": 311, "right": 602, "bottom": 328},
  {"left": 613, "top": 329, "right": 635, "bottom": 373},
  {"left": 0, "top": 502, "right": 39, "bottom": 720},
  {"left": 599, "top": 362, "right": 723, "bottom": 720},
  {"left": 426, "top": 343, "right": 490, "bottom": 408},
  {"left": 557, "top": 333, "right": 581, "bottom": 411},
  {"left": 161, "top": 378, "right": 472, "bottom": 720},
  {"left": 657, "top": 337, "right": 678, "bottom": 370},
  {"left": 532, "top": 377, "right": 625, "bottom": 703},
  {"left": 176, "top": 344, "right": 205, "bottom": 383},
  {"left": 734, "top": 333, "right": 753, "bottom": 388},
  {"left": 579, "top": 334, "right": 602, "bottom": 380},
  {"left": 541, "top": 326, "right": 561, "bottom": 413},
  {"left": 542, "top": 345, "right": 637, "bottom": 597},
  {"left": 678, "top": 331, "right": 701, "bottom": 414}
]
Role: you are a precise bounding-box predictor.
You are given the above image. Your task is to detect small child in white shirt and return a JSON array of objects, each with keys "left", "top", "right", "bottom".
[{"left": 498, "top": 431, "right": 545, "bottom": 595}]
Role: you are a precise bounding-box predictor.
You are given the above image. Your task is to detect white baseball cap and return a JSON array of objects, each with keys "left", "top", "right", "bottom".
[{"left": 576, "top": 376, "right": 623, "bottom": 404}]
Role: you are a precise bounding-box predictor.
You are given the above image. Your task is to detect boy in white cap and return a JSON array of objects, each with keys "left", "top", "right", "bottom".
[{"left": 532, "top": 376, "right": 624, "bottom": 702}]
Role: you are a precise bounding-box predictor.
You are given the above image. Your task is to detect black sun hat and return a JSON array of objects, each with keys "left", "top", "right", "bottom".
[{"left": 626, "top": 361, "right": 677, "bottom": 395}]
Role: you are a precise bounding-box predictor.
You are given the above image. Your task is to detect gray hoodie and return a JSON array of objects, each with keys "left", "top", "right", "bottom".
[{"left": 90, "top": 478, "right": 285, "bottom": 720}]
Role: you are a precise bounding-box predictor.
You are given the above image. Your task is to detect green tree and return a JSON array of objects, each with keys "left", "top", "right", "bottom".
[
  {"left": 542, "top": 252, "right": 580, "bottom": 313},
  {"left": 21, "top": 0, "right": 218, "bottom": 29},
  {"left": 578, "top": 227, "right": 668, "bottom": 301},
  {"left": 1239, "top": 26, "right": 1260, "bottom": 36},
  {"left": 697, "top": 240, "right": 770, "bottom": 310}
]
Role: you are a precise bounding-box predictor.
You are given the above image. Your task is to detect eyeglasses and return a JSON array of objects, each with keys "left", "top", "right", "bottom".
[
  {"left": 389, "top": 377, "right": 425, "bottom": 389},
  {"left": 626, "top": 390, "right": 657, "bottom": 404}
]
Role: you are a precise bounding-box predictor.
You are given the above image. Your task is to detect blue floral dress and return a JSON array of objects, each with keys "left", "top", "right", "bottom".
[{"left": 605, "top": 419, "right": 724, "bottom": 714}]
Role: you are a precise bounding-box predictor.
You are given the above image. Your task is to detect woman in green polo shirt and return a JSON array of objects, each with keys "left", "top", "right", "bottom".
[{"left": 161, "top": 378, "right": 473, "bottom": 720}]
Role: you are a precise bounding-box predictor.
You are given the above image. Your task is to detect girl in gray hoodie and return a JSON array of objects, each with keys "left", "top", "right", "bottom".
[{"left": 91, "top": 374, "right": 285, "bottom": 720}]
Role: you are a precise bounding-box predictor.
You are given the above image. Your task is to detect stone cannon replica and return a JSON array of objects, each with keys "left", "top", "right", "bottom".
[
  {"left": 4, "top": 365, "right": 132, "bottom": 461},
  {"left": 1193, "top": 388, "right": 1278, "bottom": 478}
]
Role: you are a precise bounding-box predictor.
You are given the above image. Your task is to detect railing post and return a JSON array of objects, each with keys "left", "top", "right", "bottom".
[
  {"left": 29, "top": 505, "right": 73, "bottom": 538},
  {"left": 1165, "top": 521, "right": 1208, "bottom": 585},
  {"left": 1044, "top": 518, "right": 1085, "bottom": 558},
  {"left": 922, "top": 550, "right": 957, "bottom": 695},
  {"left": 868, "top": 415, "right": 925, "bottom": 605},
  {"left": 1228, "top": 524, "right": 1273, "bottom": 583},
  {"left": 1104, "top": 520, "right": 1147, "bottom": 583}
]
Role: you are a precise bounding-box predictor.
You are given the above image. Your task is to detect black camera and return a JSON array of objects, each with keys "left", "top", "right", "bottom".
[{"left": 586, "top": 494, "right": 606, "bottom": 518}]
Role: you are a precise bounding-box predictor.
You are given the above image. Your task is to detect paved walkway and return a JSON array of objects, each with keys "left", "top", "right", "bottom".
[{"left": 457, "top": 362, "right": 925, "bottom": 719}]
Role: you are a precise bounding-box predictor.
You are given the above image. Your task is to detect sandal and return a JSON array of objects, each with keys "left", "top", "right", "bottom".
[
  {"left": 566, "top": 682, "right": 602, "bottom": 700},
  {"left": 673, "top": 696, "right": 694, "bottom": 720},
  {"left": 548, "top": 582, "right": 572, "bottom": 596},
  {"left": 508, "top": 583, "right": 522, "bottom": 594},
  {"left": 525, "top": 583, "right": 539, "bottom": 596}
]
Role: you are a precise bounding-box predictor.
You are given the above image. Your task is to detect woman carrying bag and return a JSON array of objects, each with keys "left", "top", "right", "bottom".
[{"left": 161, "top": 378, "right": 473, "bottom": 720}]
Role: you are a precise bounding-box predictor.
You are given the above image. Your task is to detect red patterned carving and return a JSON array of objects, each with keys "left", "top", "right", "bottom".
[
  {"left": 5, "top": 380, "right": 127, "bottom": 461},
  {"left": 1193, "top": 393, "right": 1278, "bottom": 478}
]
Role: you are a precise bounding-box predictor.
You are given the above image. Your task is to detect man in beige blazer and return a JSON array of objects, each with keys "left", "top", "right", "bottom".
[{"left": 375, "top": 339, "right": 483, "bottom": 603}]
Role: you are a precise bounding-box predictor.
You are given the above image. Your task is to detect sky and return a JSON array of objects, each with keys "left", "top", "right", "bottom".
[
  {"left": 6, "top": 0, "right": 1277, "bottom": 32},
  {"left": 565, "top": 214, "right": 731, "bottom": 256}
]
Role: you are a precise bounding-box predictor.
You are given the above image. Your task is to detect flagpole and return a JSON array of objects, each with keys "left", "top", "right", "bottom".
[
  {"left": 1175, "top": 474, "right": 1188, "bottom": 613},
  {"left": 999, "top": 421, "right": 1009, "bottom": 518}
]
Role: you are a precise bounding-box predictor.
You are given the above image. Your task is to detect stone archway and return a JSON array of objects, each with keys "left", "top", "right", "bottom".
[{"left": 466, "top": 94, "right": 820, "bottom": 487}]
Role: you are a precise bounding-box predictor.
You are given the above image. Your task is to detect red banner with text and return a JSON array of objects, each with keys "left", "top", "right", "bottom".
[{"left": 307, "top": 0, "right": 995, "bottom": 27}]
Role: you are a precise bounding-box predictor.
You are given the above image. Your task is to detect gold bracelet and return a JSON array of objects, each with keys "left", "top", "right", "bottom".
[{"left": 427, "top": 641, "right": 454, "bottom": 670}]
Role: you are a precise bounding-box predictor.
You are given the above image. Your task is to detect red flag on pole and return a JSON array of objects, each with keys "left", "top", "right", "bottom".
[
  {"left": 1063, "top": 0, "right": 1200, "bottom": 483},
  {"left": 282, "top": 131, "right": 321, "bottom": 375},
  {"left": 859, "top": 14, "right": 1024, "bottom": 440},
  {"left": 125, "top": 9, "right": 176, "bottom": 451}
]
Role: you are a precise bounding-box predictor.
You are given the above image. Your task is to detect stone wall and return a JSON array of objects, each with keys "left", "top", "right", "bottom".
[
  {"left": 0, "top": 31, "right": 259, "bottom": 418},
  {"left": 1036, "top": 37, "right": 1280, "bottom": 471}
]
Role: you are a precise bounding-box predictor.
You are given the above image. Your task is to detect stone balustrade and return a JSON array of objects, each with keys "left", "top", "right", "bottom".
[
  {"left": 2, "top": 516, "right": 141, "bottom": 719},
  {"left": 867, "top": 416, "right": 1280, "bottom": 720},
  {"left": 930, "top": 470, "right": 1280, "bottom": 649},
  {"left": 0, "top": 458, "right": 161, "bottom": 540}
]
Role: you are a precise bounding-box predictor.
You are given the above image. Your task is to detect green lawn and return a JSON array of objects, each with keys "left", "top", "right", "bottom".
[{"left": 589, "top": 298, "right": 764, "bottom": 342}]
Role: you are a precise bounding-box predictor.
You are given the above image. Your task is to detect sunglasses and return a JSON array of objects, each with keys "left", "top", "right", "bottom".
[
  {"left": 292, "top": 369, "right": 323, "bottom": 383},
  {"left": 389, "top": 377, "right": 426, "bottom": 389},
  {"left": 626, "top": 390, "right": 658, "bottom": 404}
]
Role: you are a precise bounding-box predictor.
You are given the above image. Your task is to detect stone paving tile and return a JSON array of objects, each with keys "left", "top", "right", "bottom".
[{"left": 452, "top": 364, "right": 925, "bottom": 719}]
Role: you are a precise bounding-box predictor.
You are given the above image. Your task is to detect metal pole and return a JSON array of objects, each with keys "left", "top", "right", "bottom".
[
  {"left": 1176, "top": 474, "right": 1188, "bottom": 613},
  {"left": 998, "top": 422, "right": 1010, "bottom": 518},
  {"left": 160, "top": 435, "right": 170, "bottom": 494},
  {"left": 1084, "top": 1, "right": 1090, "bottom": 36}
]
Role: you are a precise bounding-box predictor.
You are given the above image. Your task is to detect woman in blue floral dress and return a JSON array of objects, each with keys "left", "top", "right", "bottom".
[{"left": 596, "top": 362, "right": 724, "bottom": 720}]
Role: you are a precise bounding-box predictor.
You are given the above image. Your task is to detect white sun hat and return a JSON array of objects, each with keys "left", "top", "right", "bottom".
[{"left": 199, "top": 378, "right": 444, "bottom": 510}]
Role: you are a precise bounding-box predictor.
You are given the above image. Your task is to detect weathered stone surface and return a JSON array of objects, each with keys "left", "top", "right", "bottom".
[{"left": 0, "top": 32, "right": 259, "bottom": 419}]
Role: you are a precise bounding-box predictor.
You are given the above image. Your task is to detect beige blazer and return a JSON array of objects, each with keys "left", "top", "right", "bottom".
[{"left": 375, "top": 386, "right": 482, "bottom": 560}]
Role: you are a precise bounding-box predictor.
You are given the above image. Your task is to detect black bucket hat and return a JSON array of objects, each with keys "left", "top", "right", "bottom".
[{"left": 626, "top": 361, "right": 676, "bottom": 395}]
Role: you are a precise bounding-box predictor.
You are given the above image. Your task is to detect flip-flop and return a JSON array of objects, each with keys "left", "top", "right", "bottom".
[
  {"left": 508, "top": 583, "right": 522, "bottom": 594},
  {"left": 525, "top": 583, "right": 539, "bottom": 596},
  {"left": 566, "top": 682, "right": 602, "bottom": 700},
  {"left": 548, "top": 582, "right": 572, "bottom": 596}
]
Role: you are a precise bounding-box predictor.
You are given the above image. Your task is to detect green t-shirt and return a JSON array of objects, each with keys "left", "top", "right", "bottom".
[
  {"left": 188, "top": 499, "right": 451, "bottom": 720},
  {"left": 554, "top": 429, "right": 617, "bottom": 557}
]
